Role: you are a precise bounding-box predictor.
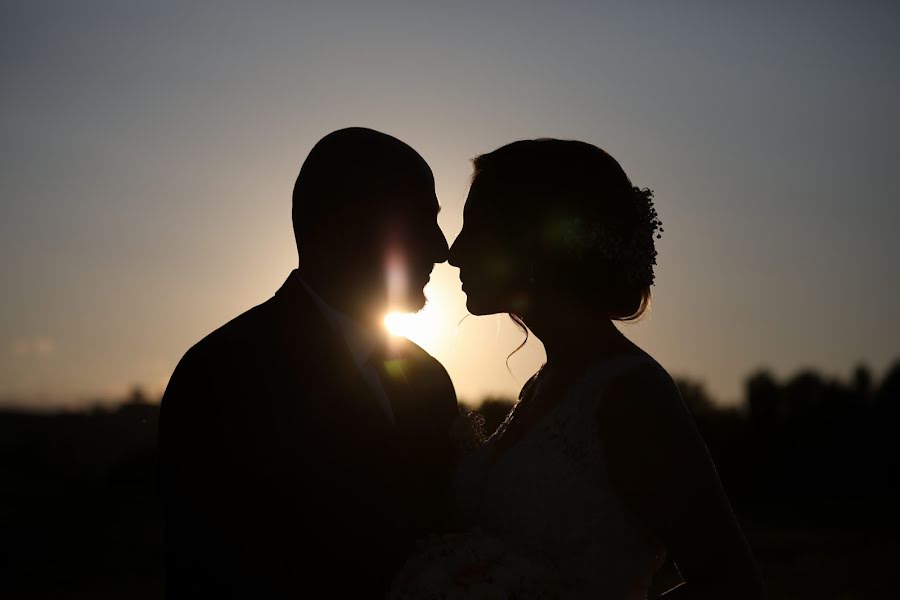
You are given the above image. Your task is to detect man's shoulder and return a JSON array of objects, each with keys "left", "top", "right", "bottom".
[
  {"left": 171, "top": 289, "right": 317, "bottom": 390},
  {"left": 394, "top": 337, "right": 458, "bottom": 417},
  {"left": 395, "top": 336, "right": 448, "bottom": 378},
  {"left": 162, "top": 299, "right": 279, "bottom": 398},
  {"left": 189, "top": 299, "right": 279, "bottom": 359}
]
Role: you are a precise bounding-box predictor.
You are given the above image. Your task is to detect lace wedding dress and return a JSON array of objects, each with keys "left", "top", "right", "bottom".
[{"left": 454, "top": 355, "right": 667, "bottom": 599}]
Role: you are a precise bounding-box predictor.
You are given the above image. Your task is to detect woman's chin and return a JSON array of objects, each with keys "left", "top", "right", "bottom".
[{"left": 465, "top": 296, "right": 503, "bottom": 316}]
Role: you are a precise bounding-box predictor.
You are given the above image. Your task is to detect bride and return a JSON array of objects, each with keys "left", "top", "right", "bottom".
[{"left": 448, "top": 139, "right": 766, "bottom": 599}]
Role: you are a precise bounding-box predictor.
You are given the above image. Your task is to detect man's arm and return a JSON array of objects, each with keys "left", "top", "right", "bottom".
[{"left": 158, "top": 347, "right": 238, "bottom": 596}]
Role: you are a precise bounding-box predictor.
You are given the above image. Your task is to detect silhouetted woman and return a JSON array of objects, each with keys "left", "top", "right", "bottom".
[{"left": 450, "top": 139, "right": 765, "bottom": 599}]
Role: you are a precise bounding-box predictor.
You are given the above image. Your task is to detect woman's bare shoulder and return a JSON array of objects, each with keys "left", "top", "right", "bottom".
[{"left": 600, "top": 354, "right": 686, "bottom": 420}]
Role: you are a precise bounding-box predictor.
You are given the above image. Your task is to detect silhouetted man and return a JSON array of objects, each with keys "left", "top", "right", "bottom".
[{"left": 158, "top": 128, "right": 459, "bottom": 597}]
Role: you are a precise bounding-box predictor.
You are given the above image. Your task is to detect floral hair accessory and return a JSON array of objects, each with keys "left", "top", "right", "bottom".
[{"left": 553, "top": 186, "right": 662, "bottom": 287}]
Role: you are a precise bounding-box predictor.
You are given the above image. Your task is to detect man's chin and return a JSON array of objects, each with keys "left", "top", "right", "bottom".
[
  {"left": 406, "top": 291, "right": 429, "bottom": 313},
  {"left": 390, "top": 290, "right": 428, "bottom": 314}
]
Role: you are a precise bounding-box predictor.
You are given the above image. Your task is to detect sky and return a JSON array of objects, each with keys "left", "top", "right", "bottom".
[{"left": 2, "top": 1, "right": 899, "bottom": 409}]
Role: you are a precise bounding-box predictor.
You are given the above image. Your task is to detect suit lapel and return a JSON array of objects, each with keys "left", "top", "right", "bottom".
[
  {"left": 272, "top": 271, "right": 392, "bottom": 439},
  {"left": 372, "top": 341, "right": 423, "bottom": 435}
]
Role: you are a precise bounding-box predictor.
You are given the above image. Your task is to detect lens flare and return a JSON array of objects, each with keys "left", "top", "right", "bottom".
[
  {"left": 384, "top": 312, "right": 414, "bottom": 337},
  {"left": 383, "top": 304, "right": 445, "bottom": 352},
  {"left": 386, "top": 247, "right": 408, "bottom": 310}
]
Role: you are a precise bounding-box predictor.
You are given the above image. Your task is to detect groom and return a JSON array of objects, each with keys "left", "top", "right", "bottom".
[{"left": 158, "top": 128, "right": 460, "bottom": 597}]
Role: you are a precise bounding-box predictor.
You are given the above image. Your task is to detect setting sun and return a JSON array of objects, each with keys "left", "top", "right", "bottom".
[
  {"left": 383, "top": 304, "right": 448, "bottom": 353},
  {"left": 384, "top": 312, "right": 411, "bottom": 336},
  {"left": 384, "top": 311, "right": 427, "bottom": 345}
]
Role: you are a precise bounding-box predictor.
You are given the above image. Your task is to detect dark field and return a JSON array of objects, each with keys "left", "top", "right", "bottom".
[{"left": 1, "top": 361, "right": 898, "bottom": 599}]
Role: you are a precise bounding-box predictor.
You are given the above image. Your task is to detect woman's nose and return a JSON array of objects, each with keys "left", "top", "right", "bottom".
[
  {"left": 432, "top": 225, "right": 449, "bottom": 263},
  {"left": 427, "top": 224, "right": 450, "bottom": 263},
  {"left": 448, "top": 234, "right": 463, "bottom": 268}
]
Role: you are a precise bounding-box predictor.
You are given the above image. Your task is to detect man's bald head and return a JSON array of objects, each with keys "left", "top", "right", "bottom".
[
  {"left": 290, "top": 128, "right": 448, "bottom": 320},
  {"left": 292, "top": 127, "right": 435, "bottom": 254}
]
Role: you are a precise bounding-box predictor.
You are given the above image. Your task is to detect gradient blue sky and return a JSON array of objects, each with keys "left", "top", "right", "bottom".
[{"left": 2, "top": 1, "right": 898, "bottom": 409}]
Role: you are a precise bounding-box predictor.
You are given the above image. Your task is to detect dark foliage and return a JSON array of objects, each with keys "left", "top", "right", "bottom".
[
  {"left": 1, "top": 361, "right": 899, "bottom": 598},
  {"left": 0, "top": 398, "right": 161, "bottom": 599}
]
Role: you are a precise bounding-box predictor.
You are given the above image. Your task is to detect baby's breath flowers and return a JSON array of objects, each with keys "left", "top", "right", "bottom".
[{"left": 552, "top": 186, "right": 663, "bottom": 288}]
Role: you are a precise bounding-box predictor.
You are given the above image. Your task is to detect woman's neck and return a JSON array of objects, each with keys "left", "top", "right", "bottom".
[{"left": 522, "top": 298, "right": 633, "bottom": 367}]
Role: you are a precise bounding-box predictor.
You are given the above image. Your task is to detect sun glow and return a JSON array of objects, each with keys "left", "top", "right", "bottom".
[
  {"left": 384, "top": 312, "right": 411, "bottom": 336},
  {"left": 380, "top": 266, "right": 467, "bottom": 358},
  {"left": 383, "top": 305, "right": 446, "bottom": 352}
]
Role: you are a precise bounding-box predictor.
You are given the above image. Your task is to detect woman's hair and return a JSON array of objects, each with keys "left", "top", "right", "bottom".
[{"left": 471, "top": 138, "right": 662, "bottom": 323}]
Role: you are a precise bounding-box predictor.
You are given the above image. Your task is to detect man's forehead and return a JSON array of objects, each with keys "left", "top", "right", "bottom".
[{"left": 379, "top": 177, "right": 439, "bottom": 210}]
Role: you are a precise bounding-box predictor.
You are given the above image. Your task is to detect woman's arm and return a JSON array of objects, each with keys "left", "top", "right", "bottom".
[{"left": 598, "top": 365, "right": 766, "bottom": 600}]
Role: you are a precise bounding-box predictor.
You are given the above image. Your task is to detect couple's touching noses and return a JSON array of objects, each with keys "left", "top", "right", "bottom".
[{"left": 159, "top": 128, "right": 766, "bottom": 598}]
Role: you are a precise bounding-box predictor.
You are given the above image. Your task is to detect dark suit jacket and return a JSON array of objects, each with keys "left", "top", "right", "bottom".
[{"left": 158, "top": 271, "right": 459, "bottom": 597}]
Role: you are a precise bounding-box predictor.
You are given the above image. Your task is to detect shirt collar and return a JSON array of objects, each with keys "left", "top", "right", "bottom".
[{"left": 294, "top": 271, "right": 379, "bottom": 369}]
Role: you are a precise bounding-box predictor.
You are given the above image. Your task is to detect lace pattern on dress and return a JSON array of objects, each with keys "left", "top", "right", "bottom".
[{"left": 454, "top": 355, "right": 668, "bottom": 600}]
